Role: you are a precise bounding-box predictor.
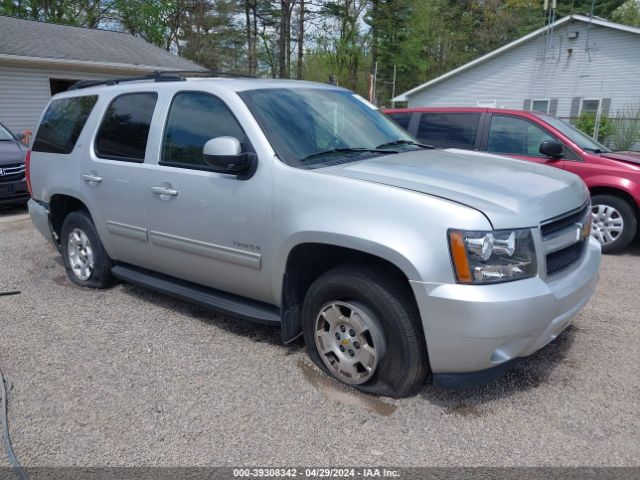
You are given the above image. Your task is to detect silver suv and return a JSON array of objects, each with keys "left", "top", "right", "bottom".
[{"left": 27, "top": 74, "right": 600, "bottom": 397}]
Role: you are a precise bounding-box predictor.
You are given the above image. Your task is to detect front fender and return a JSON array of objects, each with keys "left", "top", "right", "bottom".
[{"left": 270, "top": 161, "right": 492, "bottom": 305}]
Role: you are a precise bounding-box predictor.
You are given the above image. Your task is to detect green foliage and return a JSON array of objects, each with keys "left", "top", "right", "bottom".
[
  {"left": 576, "top": 113, "right": 613, "bottom": 142},
  {"left": 610, "top": 104, "right": 640, "bottom": 151},
  {"left": 612, "top": 0, "right": 640, "bottom": 27}
]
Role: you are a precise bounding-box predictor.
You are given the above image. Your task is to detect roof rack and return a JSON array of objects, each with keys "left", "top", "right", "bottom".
[{"left": 69, "top": 69, "right": 256, "bottom": 90}]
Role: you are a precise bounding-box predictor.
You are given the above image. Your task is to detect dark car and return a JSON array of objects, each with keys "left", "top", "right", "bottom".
[
  {"left": 0, "top": 121, "right": 29, "bottom": 206},
  {"left": 385, "top": 107, "right": 640, "bottom": 253}
]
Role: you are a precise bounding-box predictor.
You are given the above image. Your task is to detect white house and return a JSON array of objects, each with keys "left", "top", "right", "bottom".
[
  {"left": 0, "top": 15, "right": 203, "bottom": 136},
  {"left": 394, "top": 15, "right": 640, "bottom": 122}
]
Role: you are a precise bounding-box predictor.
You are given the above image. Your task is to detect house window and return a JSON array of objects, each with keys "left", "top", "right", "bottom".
[
  {"left": 580, "top": 99, "right": 601, "bottom": 115},
  {"left": 531, "top": 99, "right": 550, "bottom": 113},
  {"left": 477, "top": 100, "right": 497, "bottom": 108}
]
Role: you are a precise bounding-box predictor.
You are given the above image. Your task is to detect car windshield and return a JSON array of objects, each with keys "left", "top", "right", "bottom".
[
  {"left": 239, "top": 88, "right": 417, "bottom": 167},
  {"left": 535, "top": 113, "right": 611, "bottom": 153},
  {"left": 0, "top": 123, "right": 15, "bottom": 141}
]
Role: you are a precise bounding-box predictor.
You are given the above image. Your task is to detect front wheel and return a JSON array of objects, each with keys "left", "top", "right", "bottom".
[
  {"left": 591, "top": 195, "right": 637, "bottom": 254},
  {"left": 302, "top": 264, "right": 429, "bottom": 398}
]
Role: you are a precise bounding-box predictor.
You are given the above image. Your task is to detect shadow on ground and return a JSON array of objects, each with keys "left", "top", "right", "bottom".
[
  {"left": 0, "top": 204, "right": 28, "bottom": 215},
  {"left": 120, "top": 279, "right": 578, "bottom": 413},
  {"left": 119, "top": 282, "right": 294, "bottom": 350}
]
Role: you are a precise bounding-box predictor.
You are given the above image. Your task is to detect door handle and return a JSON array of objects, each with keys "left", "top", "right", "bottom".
[
  {"left": 81, "top": 173, "right": 102, "bottom": 183},
  {"left": 151, "top": 185, "right": 178, "bottom": 197}
]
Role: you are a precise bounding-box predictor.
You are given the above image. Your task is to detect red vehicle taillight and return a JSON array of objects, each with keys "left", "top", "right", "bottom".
[{"left": 25, "top": 150, "right": 32, "bottom": 196}]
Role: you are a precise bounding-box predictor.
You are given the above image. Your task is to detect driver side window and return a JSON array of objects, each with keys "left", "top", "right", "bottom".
[
  {"left": 161, "top": 91, "right": 247, "bottom": 168},
  {"left": 487, "top": 115, "right": 555, "bottom": 157}
]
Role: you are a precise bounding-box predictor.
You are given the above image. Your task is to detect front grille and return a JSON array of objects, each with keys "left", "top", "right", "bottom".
[
  {"left": 540, "top": 204, "right": 590, "bottom": 237},
  {"left": 541, "top": 203, "right": 590, "bottom": 277},
  {"left": 0, "top": 163, "right": 25, "bottom": 183},
  {"left": 546, "top": 241, "right": 585, "bottom": 275}
]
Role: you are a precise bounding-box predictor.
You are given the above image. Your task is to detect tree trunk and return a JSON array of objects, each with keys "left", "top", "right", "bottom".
[
  {"left": 245, "top": 1, "right": 253, "bottom": 74},
  {"left": 296, "top": 0, "right": 304, "bottom": 79},
  {"left": 278, "top": 0, "right": 291, "bottom": 78}
]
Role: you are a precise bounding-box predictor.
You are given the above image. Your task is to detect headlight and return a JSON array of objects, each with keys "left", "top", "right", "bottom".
[{"left": 448, "top": 229, "right": 537, "bottom": 284}]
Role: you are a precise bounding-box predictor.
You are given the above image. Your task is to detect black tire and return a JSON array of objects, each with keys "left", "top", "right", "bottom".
[
  {"left": 302, "top": 263, "right": 429, "bottom": 398},
  {"left": 60, "top": 210, "right": 114, "bottom": 288},
  {"left": 591, "top": 194, "right": 637, "bottom": 254}
]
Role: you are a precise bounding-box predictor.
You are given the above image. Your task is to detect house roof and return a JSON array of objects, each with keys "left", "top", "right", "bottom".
[
  {"left": 393, "top": 14, "right": 640, "bottom": 102},
  {"left": 0, "top": 15, "right": 203, "bottom": 72}
]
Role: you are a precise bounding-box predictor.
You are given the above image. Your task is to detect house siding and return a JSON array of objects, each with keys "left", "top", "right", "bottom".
[
  {"left": 406, "top": 21, "right": 640, "bottom": 120},
  {"left": 0, "top": 62, "right": 149, "bottom": 135}
]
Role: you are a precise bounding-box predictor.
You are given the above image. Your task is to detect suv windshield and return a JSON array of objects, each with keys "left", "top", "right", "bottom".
[
  {"left": 240, "top": 88, "right": 416, "bottom": 167},
  {"left": 0, "top": 123, "right": 15, "bottom": 141},
  {"left": 535, "top": 113, "right": 611, "bottom": 153}
]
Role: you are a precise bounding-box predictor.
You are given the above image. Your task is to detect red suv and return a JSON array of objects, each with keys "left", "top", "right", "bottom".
[{"left": 385, "top": 107, "right": 640, "bottom": 253}]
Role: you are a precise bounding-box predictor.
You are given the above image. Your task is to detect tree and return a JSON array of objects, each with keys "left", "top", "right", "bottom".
[
  {"left": 0, "top": 0, "right": 111, "bottom": 26},
  {"left": 612, "top": 0, "right": 640, "bottom": 26},
  {"left": 179, "top": 0, "right": 245, "bottom": 70}
]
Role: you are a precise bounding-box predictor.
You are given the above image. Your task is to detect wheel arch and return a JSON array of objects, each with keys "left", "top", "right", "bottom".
[
  {"left": 589, "top": 185, "right": 639, "bottom": 213},
  {"left": 278, "top": 239, "right": 422, "bottom": 344},
  {"left": 49, "top": 193, "right": 92, "bottom": 245}
]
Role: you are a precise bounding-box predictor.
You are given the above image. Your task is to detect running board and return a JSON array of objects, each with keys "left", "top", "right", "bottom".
[{"left": 111, "top": 264, "right": 281, "bottom": 326}]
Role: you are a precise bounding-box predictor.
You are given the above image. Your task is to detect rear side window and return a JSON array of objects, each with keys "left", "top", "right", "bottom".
[
  {"left": 33, "top": 96, "right": 98, "bottom": 154},
  {"left": 387, "top": 112, "right": 413, "bottom": 130},
  {"left": 95, "top": 92, "right": 157, "bottom": 162},
  {"left": 161, "top": 91, "right": 247, "bottom": 168},
  {"left": 416, "top": 113, "right": 480, "bottom": 149}
]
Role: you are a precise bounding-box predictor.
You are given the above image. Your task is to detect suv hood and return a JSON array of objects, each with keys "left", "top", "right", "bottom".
[
  {"left": 600, "top": 151, "right": 640, "bottom": 166},
  {"left": 0, "top": 141, "right": 24, "bottom": 165},
  {"left": 320, "top": 148, "right": 588, "bottom": 229}
]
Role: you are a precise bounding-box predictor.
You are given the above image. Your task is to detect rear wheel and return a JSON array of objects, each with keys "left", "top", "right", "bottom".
[
  {"left": 591, "top": 194, "right": 637, "bottom": 254},
  {"left": 302, "top": 264, "right": 429, "bottom": 398},
  {"left": 60, "top": 210, "right": 114, "bottom": 288}
]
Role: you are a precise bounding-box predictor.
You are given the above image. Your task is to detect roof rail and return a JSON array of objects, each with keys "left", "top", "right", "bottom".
[{"left": 69, "top": 69, "right": 256, "bottom": 90}]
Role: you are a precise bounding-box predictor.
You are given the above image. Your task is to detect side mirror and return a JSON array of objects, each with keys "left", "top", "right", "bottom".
[
  {"left": 15, "top": 133, "right": 25, "bottom": 141},
  {"left": 203, "top": 136, "right": 254, "bottom": 175},
  {"left": 539, "top": 140, "right": 564, "bottom": 159}
]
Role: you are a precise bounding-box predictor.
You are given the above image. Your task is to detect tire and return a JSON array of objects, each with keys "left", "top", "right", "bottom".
[
  {"left": 60, "top": 210, "right": 114, "bottom": 288},
  {"left": 591, "top": 194, "right": 637, "bottom": 254},
  {"left": 302, "top": 264, "right": 429, "bottom": 398}
]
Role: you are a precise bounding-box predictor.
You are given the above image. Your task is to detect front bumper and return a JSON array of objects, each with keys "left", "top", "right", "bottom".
[
  {"left": 0, "top": 179, "right": 29, "bottom": 205},
  {"left": 411, "top": 237, "right": 601, "bottom": 388}
]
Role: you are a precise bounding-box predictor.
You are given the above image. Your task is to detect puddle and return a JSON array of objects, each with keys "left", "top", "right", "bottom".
[
  {"left": 444, "top": 403, "right": 483, "bottom": 417},
  {"left": 297, "top": 358, "right": 397, "bottom": 416}
]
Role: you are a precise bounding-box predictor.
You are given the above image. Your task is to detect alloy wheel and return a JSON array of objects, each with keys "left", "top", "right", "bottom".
[
  {"left": 67, "top": 228, "right": 94, "bottom": 281},
  {"left": 313, "top": 301, "right": 384, "bottom": 385}
]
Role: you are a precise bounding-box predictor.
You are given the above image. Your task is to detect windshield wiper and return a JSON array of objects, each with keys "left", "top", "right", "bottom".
[
  {"left": 301, "top": 147, "right": 398, "bottom": 162},
  {"left": 376, "top": 139, "right": 435, "bottom": 149}
]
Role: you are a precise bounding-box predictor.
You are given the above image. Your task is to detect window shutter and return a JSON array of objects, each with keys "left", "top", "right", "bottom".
[
  {"left": 549, "top": 98, "right": 559, "bottom": 116},
  {"left": 523, "top": 99, "right": 532, "bottom": 110},
  {"left": 570, "top": 97, "right": 582, "bottom": 119},
  {"left": 601, "top": 98, "right": 612, "bottom": 117}
]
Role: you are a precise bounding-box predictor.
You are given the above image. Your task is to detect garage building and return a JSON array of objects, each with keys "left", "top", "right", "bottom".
[{"left": 0, "top": 15, "right": 201, "bottom": 136}]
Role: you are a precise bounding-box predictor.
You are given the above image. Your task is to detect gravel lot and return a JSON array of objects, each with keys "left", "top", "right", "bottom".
[{"left": 1, "top": 205, "right": 639, "bottom": 468}]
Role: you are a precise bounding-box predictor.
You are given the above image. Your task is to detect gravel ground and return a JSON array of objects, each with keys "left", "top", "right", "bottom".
[{"left": 1, "top": 205, "right": 639, "bottom": 467}]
